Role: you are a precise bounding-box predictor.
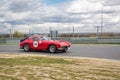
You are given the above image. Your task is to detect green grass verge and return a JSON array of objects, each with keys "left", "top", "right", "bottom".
[{"left": 0, "top": 55, "right": 120, "bottom": 80}]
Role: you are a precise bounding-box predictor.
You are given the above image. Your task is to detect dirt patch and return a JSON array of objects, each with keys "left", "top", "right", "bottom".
[{"left": 0, "top": 54, "right": 120, "bottom": 80}]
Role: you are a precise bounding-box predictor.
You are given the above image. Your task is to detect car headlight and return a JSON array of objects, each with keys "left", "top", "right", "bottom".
[
  {"left": 70, "top": 43, "right": 71, "bottom": 46},
  {"left": 60, "top": 43, "right": 63, "bottom": 47}
]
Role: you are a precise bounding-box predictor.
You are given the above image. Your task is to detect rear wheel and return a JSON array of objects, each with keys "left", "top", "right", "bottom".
[
  {"left": 49, "top": 45, "right": 56, "bottom": 53},
  {"left": 24, "top": 44, "right": 30, "bottom": 52}
]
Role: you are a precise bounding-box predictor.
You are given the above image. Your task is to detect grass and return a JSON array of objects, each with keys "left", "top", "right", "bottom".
[{"left": 0, "top": 54, "right": 120, "bottom": 80}]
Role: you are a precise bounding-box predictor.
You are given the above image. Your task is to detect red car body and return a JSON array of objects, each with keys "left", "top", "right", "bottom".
[{"left": 20, "top": 35, "right": 71, "bottom": 53}]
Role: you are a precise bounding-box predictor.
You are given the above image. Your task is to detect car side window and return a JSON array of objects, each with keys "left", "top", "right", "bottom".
[
  {"left": 32, "top": 37, "right": 39, "bottom": 41},
  {"left": 39, "top": 36, "right": 45, "bottom": 41}
]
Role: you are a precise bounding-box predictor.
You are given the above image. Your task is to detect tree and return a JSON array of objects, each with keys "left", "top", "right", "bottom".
[{"left": 13, "top": 31, "right": 24, "bottom": 38}]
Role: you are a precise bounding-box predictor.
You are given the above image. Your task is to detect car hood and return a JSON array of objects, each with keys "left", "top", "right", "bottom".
[{"left": 52, "top": 40, "right": 71, "bottom": 46}]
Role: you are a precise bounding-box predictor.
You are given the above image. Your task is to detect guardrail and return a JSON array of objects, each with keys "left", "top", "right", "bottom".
[
  {"left": 0, "top": 37, "right": 120, "bottom": 44},
  {"left": 56, "top": 37, "right": 120, "bottom": 44}
]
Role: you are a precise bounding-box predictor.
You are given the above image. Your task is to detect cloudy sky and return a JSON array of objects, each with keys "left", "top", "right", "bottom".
[{"left": 0, "top": 0, "right": 120, "bottom": 34}]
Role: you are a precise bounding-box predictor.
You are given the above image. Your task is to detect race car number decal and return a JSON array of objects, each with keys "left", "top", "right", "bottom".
[{"left": 33, "top": 41, "right": 38, "bottom": 48}]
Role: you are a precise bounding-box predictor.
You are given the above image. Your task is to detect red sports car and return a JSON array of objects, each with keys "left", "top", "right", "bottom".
[{"left": 20, "top": 35, "right": 71, "bottom": 53}]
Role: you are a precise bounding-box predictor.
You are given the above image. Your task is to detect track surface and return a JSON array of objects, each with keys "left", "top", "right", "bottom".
[{"left": 0, "top": 45, "right": 120, "bottom": 60}]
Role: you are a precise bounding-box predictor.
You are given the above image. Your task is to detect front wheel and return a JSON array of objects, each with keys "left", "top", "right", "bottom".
[
  {"left": 24, "top": 44, "right": 30, "bottom": 52},
  {"left": 62, "top": 47, "right": 68, "bottom": 52},
  {"left": 49, "top": 45, "right": 56, "bottom": 53}
]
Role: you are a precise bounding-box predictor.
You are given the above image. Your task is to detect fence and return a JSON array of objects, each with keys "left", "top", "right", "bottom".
[{"left": 0, "top": 37, "right": 120, "bottom": 44}]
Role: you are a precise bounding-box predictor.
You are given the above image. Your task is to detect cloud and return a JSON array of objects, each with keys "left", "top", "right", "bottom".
[
  {"left": 104, "top": 0, "right": 120, "bottom": 6},
  {"left": 0, "top": 0, "right": 120, "bottom": 34},
  {"left": 9, "top": 0, "right": 42, "bottom": 12}
]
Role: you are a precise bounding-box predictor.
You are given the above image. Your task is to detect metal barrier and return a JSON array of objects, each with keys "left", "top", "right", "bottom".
[
  {"left": 0, "top": 37, "right": 120, "bottom": 44},
  {"left": 0, "top": 39, "right": 6, "bottom": 44}
]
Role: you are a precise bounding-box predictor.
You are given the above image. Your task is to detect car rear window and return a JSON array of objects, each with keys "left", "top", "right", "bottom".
[{"left": 20, "top": 37, "right": 29, "bottom": 42}]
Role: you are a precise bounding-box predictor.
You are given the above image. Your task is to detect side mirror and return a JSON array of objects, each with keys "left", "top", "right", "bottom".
[{"left": 39, "top": 41, "right": 42, "bottom": 44}]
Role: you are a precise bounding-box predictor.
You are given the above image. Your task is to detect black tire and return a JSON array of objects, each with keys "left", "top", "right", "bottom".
[
  {"left": 62, "top": 50, "right": 67, "bottom": 52},
  {"left": 24, "top": 44, "right": 30, "bottom": 52},
  {"left": 62, "top": 47, "right": 68, "bottom": 52},
  {"left": 49, "top": 45, "right": 56, "bottom": 53}
]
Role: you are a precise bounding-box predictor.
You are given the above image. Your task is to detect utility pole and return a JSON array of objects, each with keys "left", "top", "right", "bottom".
[
  {"left": 101, "top": 2, "right": 104, "bottom": 34},
  {"left": 96, "top": 26, "right": 99, "bottom": 38},
  {"left": 29, "top": 28, "right": 31, "bottom": 35},
  {"left": 69, "top": 25, "right": 71, "bottom": 37},
  {"left": 72, "top": 26, "right": 74, "bottom": 38},
  {"left": 9, "top": 28, "right": 11, "bottom": 38},
  {"left": 31, "top": 26, "right": 33, "bottom": 34},
  {"left": 49, "top": 27, "right": 51, "bottom": 32},
  {"left": 49, "top": 27, "right": 51, "bottom": 38},
  {"left": 28, "top": 25, "right": 32, "bottom": 35},
  {"left": 9, "top": 27, "right": 13, "bottom": 39}
]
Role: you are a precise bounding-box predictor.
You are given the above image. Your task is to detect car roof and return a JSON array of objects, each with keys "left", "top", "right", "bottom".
[{"left": 29, "top": 34, "right": 45, "bottom": 38}]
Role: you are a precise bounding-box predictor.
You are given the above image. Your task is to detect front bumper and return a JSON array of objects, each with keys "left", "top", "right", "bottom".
[{"left": 58, "top": 46, "right": 70, "bottom": 51}]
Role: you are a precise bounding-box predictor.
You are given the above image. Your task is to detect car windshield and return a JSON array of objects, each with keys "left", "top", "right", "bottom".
[{"left": 40, "top": 36, "right": 51, "bottom": 40}]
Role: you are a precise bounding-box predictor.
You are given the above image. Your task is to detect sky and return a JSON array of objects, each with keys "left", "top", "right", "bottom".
[{"left": 0, "top": 0, "right": 120, "bottom": 34}]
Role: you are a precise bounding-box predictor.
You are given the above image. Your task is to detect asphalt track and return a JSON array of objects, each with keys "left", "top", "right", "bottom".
[{"left": 0, "top": 45, "right": 120, "bottom": 60}]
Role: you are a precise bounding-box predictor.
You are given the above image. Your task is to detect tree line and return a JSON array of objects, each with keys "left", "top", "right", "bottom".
[{"left": 0, "top": 31, "right": 120, "bottom": 38}]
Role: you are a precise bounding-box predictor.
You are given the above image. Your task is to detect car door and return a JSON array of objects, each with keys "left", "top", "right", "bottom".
[
  {"left": 32, "top": 37, "right": 40, "bottom": 50},
  {"left": 38, "top": 36, "right": 48, "bottom": 50}
]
